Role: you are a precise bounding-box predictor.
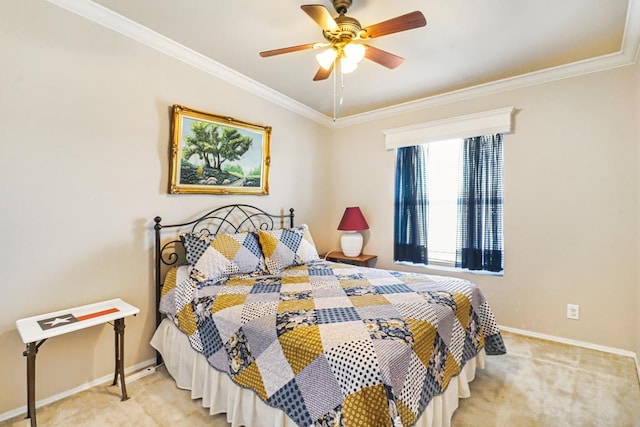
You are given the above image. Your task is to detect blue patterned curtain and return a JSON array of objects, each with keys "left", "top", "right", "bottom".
[
  {"left": 456, "top": 134, "right": 504, "bottom": 272},
  {"left": 394, "top": 145, "right": 429, "bottom": 264}
]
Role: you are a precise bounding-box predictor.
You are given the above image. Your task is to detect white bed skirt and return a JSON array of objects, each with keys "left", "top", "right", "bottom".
[{"left": 151, "top": 318, "right": 485, "bottom": 427}]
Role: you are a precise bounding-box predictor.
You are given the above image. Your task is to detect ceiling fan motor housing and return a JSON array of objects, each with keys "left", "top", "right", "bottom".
[{"left": 323, "top": 15, "right": 362, "bottom": 45}]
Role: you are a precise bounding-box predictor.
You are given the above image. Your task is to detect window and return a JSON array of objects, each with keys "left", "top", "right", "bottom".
[
  {"left": 386, "top": 107, "right": 513, "bottom": 274},
  {"left": 424, "top": 139, "right": 461, "bottom": 266},
  {"left": 394, "top": 135, "right": 503, "bottom": 273}
]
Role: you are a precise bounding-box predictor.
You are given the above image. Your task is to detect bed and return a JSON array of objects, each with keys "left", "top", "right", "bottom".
[{"left": 150, "top": 204, "right": 506, "bottom": 427}]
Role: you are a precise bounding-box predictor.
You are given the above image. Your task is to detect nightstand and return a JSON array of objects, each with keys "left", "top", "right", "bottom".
[{"left": 323, "top": 251, "right": 377, "bottom": 267}]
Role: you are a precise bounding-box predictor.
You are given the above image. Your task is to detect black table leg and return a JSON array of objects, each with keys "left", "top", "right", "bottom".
[
  {"left": 112, "top": 318, "right": 128, "bottom": 401},
  {"left": 23, "top": 340, "right": 46, "bottom": 427}
]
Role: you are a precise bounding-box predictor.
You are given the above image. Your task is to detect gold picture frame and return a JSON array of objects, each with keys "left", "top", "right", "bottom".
[{"left": 169, "top": 105, "right": 271, "bottom": 195}]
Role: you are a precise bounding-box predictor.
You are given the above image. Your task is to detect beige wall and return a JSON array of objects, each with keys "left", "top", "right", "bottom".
[
  {"left": 0, "top": 1, "right": 331, "bottom": 416},
  {"left": 2, "top": 0, "right": 639, "bottom": 419},
  {"left": 329, "top": 66, "right": 639, "bottom": 352}
]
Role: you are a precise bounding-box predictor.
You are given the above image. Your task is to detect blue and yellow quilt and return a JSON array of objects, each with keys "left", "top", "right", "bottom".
[{"left": 160, "top": 260, "right": 506, "bottom": 427}]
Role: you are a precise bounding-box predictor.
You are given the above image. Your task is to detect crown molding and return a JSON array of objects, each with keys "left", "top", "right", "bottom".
[
  {"left": 334, "top": 52, "right": 632, "bottom": 128},
  {"left": 46, "top": 0, "right": 639, "bottom": 130}
]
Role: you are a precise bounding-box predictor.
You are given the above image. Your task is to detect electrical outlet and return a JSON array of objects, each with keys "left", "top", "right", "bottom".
[{"left": 566, "top": 304, "right": 580, "bottom": 320}]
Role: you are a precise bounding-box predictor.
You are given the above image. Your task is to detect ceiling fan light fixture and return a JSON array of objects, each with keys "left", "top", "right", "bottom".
[
  {"left": 344, "top": 43, "right": 365, "bottom": 64},
  {"left": 340, "top": 57, "right": 358, "bottom": 74},
  {"left": 316, "top": 48, "right": 337, "bottom": 70}
]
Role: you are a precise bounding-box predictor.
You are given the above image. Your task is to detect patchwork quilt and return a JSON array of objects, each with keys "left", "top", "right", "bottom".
[{"left": 160, "top": 260, "right": 506, "bottom": 427}]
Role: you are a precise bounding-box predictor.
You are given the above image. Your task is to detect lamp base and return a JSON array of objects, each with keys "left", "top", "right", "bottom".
[{"left": 340, "top": 231, "right": 363, "bottom": 257}]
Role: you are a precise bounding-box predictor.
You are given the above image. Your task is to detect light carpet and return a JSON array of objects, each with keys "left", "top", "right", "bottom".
[{"left": 2, "top": 331, "right": 639, "bottom": 426}]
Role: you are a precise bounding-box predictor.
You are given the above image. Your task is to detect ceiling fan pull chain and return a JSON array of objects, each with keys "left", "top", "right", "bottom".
[
  {"left": 333, "top": 61, "right": 337, "bottom": 121},
  {"left": 340, "top": 71, "right": 345, "bottom": 107}
]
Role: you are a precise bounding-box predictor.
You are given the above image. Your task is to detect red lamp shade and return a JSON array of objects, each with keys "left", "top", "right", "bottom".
[{"left": 337, "top": 207, "right": 369, "bottom": 231}]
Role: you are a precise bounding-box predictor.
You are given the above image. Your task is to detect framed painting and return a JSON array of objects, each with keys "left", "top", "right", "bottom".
[{"left": 169, "top": 104, "right": 271, "bottom": 195}]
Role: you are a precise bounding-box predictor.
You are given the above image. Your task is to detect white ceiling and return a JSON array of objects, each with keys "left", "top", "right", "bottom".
[{"left": 51, "top": 0, "right": 638, "bottom": 124}]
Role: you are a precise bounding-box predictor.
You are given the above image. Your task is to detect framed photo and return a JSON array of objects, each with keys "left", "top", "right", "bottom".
[{"left": 169, "top": 104, "right": 271, "bottom": 195}]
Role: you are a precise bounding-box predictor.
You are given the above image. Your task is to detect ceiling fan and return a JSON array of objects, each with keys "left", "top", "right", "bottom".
[{"left": 259, "top": 0, "right": 427, "bottom": 81}]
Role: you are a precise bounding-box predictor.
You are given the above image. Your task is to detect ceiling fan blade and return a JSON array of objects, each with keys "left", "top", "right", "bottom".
[
  {"left": 313, "top": 63, "right": 334, "bottom": 81},
  {"left": 364, "top": 45, "right": 404, "bottom": 69},
  {"left": 301, "top": 4, "right": 339, "bottom": 32},
  {"left": 362, "top": 11, "right": 426, "bottom": 39},
  {"left": 259, "top": 43, "right": 316, "bottom": 57}
]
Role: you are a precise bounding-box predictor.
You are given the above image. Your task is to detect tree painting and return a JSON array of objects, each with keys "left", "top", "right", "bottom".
[
  {"left": 169, "top": 105, "right": 270, "bottom": 195},
  {"left": 179, "top": 119, "right": 263, "bottom": 188}
]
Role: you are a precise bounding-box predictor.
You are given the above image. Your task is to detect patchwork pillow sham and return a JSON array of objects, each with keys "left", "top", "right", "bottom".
[
  {"left": 257, "top": 224, "right": 320, "bottom": 274},
  {"left": 181, "top": 231, "right": 265, "bottom": 281}
]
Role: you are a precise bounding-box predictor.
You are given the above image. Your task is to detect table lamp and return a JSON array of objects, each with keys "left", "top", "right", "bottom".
[{"left": 337, "top": 207, "right": 369, "bottom": 257}]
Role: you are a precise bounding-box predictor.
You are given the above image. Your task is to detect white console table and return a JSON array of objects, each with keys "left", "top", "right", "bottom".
[{"left": 16, "top": 298, "right": 139, "bottom": 427}]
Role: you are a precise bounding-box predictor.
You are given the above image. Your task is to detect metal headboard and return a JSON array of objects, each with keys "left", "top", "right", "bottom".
[{"left": 153, "top": 204, "right": 294, "bottom": 324}]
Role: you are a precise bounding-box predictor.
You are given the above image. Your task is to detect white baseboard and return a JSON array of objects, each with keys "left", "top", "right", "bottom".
[
  {"left": 125, "top": 364, "right": 157, "bottom": 383},
  {"left": 499, "top": 325, "right": 640, "bottom": 384},
  {"left": 0, "top": 358, "right": 156, "bottom": 423}
]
